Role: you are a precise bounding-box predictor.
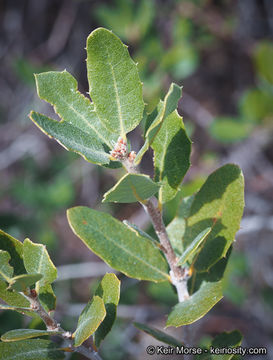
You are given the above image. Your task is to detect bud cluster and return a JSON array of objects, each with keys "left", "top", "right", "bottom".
[{"left": 110, "top": 137, "right": 127, "bottom": 160}]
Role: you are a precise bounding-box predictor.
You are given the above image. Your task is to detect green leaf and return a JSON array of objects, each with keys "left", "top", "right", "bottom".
[
  {"left": 0, "top": 339, "right": 65, "bottom": 360},
  {"left": 166, "top": 196, "right": 195, "bottom": 256},
  {"left": 103, "top": 174, "right": 160, "bottom": 203},
  {"left": 86, "top": 28, "right": 144, "bottom": 138},
  {"left": 23, "top": 239, "right": 57, "bottom": 293},
  {"left": 73, "top": 295, "right": 106, "bottom": 347},
  {"left": 161, "top": 44, "right": 199, "bottom": 79},
  {"left": 8, "top": 273, "right": 43, "bottom": 292},
  {"left": 123, "top": 220, "right": 157, "bottom": 244},
  {"left": 95, "top": 0, "right": 154, "bottom": 43},
  {"left": 23, "top": 238, "right": 57, "bottom": 311},
  {"left": 0, "top": 280, "right": 30, "bottom": 309},
  {"left": 209, "top": 117, "right": 252, "bottom": 143},
  {"left": 0, "top": 304, "right": 33, "bottom": 312},
  {"left": 254, "top": 41, "right": 273, "bottom": 84},
  {"left": 67, "top": 206, "right": 169, "bottom": 282},
  {"left": 0, "top": 250, "right": 13, "bottom": 282},
  {"left": 184, "top": 164, "right": 244, "bottom": 272},
  {"left": 1, "top": 329, "right": 62, "bottom": 342},
  {"left": 211, "top": 330, "right": 242, "bottom": 360},
  {"left": 0, "top": 230, "right": 25, "bottom": 276},
  {"left": 34, "top": 71, "right": 116, "bottom": 146},
  {"left": 152, "top": 111, "right": 191, "bottom": 203},
  {"left": 134, "top": 322, "right": 184, "bottom": 347},
  {"left": 189, "top": 247, "right": 232, "bottom": 295},
  {"left": 135, "top": 83, "right": 182, "bottom": 164},
  {"left": 39, "top": 283, "right": 56, "bottom": 312},
  {"left": 166, "top": 281, "right": 223, "bottom": 327},
  {"left": 94, "top": 273, "right": 120, "bottom": 348},
  {"left": 94, "top": 0, "right": 134, "bottom": 41},
  {"left": 30, "top": 111, "right": 110, "bottom": 166},
  {"left": 177, "top": 228, "right": 211, "bottom": 266},
  {"left": 166, "top": 217, "right": 185, "bottom": 256},
  {"left": 239, "top": 88, "right": 273, "bottom": 122}
]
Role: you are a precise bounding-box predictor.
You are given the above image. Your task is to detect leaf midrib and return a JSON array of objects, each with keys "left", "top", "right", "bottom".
[
  {"left": 75, "top": 314, "right": 101, "bottom": 339},
  {"left": 57, "top": 96, "right": 111, "bottom": 147},
  {"left": 104, "top": 44, "right": 125, "bottom": 137},
  {"left": 35, "top": 247, "right": 45, "bottom": 293},
  {"left": 76, "top": 218, "right": 168, "bottom": 280}
]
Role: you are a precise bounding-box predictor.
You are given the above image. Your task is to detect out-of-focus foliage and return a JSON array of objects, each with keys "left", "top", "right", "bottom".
[
  {"left": 210, "top": 41, "right": 273, "bottom": 143},
  {"left": 95, "top": 0, "right": 200, "bottom": 110},
  {"left": 0, "top": 0, "right": 273, "bottom": 357}
]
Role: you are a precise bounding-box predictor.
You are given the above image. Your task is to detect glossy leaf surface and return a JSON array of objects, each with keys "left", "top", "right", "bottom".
[
  {"left": 152, "top": 111, "right": 191, "bottom": 203},
  {"left": 0, "top": 230, "right": 25, "bottom": 276},
  {"left": 184, "top": 164, "right": 244, "bottom": 272}
]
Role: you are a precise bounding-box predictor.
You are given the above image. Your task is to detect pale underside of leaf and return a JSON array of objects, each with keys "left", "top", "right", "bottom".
[
  {"left": 73, "top": 295, "right": 106, "bottom": 347},
  {"left": 0, "top": 304, "right": 33, "bottom": 312},
  {"left": 177, "top": 227, "right": 211, "bottom": 266},
  {"left": 103, "top": 173, "right": 160, "bottom": 203},
  {"left": 34, "top": 71, "right": 116, "bottom": 147},
  {"left": 23, "top": 238, "right": 57, "bottom": 294},
  {"left": 8, "top": 273, "right": 43, "bottom": 292},
  {"left": 123, "top": 220, "right": 158, "bottom": 244},
  {"left": 135, "top": 82, "right": 182, "bottom": 164},
  {"left": 0, "top": 280, "right": 31, "bottom": 309},
  {"left": 166, "top": 196, "right": 195, "bottom": 256},
  {"left": 166, "top": 281, "right": 223, "bottom": 327},
  {"left": 30, "top": 111, "right": 110, "bottom": 165},
  {"left": 1, "top": 329, "right": 63, "bottom": 342}
]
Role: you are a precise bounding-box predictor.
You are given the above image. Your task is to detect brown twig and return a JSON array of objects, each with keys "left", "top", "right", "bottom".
[
  {"left": 22, "top": 289, "right": 103, "bottom": 360},
  {"left": 121, "top": 154, "right": 189, "bottom": 302}
]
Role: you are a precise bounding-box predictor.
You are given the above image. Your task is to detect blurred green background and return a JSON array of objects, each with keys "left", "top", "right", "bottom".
[{"left": 0, "top": 0, "right": 273, "bottom": 359}]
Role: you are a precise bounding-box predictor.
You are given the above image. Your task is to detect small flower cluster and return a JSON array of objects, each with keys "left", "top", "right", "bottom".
[
  {"left": 110, "top": 137, "right": 127, "bottom": 160},
  {"left": 110, "top": 137, "right": 137, "bottom": 164},
  {"left": 128, "top": 150, "right": 136, "bottom": 163}
]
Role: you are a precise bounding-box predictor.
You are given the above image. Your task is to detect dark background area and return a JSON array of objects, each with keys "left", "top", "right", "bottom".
[{"left": 0, "top": 0, "right": 273, "bottom": 359}]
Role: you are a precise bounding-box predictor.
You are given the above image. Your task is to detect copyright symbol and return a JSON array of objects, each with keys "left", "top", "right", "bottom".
[{"left": 146, "top": 345, "right": 155, "bottom": 355}]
